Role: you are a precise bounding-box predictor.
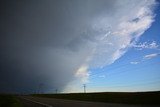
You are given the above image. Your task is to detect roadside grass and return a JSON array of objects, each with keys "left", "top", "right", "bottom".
[
  {"left": 32, "top": 91, "right": 160, "bottom": 105},
  {"left": 0, "top": 94, "right": 22, "bottom": 107}
]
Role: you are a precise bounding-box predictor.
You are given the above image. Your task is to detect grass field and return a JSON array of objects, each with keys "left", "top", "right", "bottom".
[
  {"left": 33, "top": 91, "right": 160, "bottom": 105},
  {"left": 0, "top": 94, "right": 22, "bottom": 107}
]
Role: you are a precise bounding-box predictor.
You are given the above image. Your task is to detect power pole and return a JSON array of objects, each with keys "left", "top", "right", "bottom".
[
  {"left": 83, "top": 84, "right": 86, "bottom": 93},
  {"left": 55, "top": 89, "right": 58, "bottom": 94},
  {"left": 38, "top": 83, "right": 43, "bottom": 94}
]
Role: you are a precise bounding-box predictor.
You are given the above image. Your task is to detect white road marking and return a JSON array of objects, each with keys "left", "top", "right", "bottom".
[{"left": 21, "top": 97, "right": 53, "bottom": 107}]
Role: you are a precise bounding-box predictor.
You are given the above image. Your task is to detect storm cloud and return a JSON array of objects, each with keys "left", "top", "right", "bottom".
[{"left": 0, "top": 0, "right": 156, "bottom": 93}]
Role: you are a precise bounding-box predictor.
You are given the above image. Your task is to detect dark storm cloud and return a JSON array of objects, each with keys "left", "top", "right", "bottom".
[{"left": 0, "top": 0, "right": 114, "bottom": 93}]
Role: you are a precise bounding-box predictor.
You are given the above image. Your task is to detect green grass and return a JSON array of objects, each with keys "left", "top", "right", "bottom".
[
  {"left": 0, "top": 94, "right": 22, "bottom": 107},
  {"left": 33, "top": 91, "right": 160, "bottom": 105}
]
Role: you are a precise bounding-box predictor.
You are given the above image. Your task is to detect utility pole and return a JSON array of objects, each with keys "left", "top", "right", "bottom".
[
  {"left": 83, "top": 84, "right": 86, "bottom": 93},
  {"left": 38, "top": 83, "right": 44, "bottom": 94},
  {"left": 55, "top": 89, "right": 58, "bottom": 94}
]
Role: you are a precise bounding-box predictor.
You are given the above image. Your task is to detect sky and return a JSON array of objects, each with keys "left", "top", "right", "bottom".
[{"left": 0, "top": 0, "right": 160, "bottom": 93}]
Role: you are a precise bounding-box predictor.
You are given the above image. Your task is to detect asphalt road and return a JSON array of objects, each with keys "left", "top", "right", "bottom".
[
  {"left": 18, "top": 96, "right": 47, "bottom": 107},
  {"left": 18, "top": 96, "right": 160, "bottom": 107}
]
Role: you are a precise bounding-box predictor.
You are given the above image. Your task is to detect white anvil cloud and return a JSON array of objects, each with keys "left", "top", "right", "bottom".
[{"left": 64, "top": 0, "right": 157, "bottom": 92}]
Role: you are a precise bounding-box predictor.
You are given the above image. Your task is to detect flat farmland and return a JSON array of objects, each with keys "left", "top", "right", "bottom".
[{"left": 33, "top": 91, "right": 160, "bottom": 105}]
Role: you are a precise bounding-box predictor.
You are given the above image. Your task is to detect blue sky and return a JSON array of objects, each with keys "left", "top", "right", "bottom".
[{"left": 87, "top": 4, "right": 160, "bottom": 92}]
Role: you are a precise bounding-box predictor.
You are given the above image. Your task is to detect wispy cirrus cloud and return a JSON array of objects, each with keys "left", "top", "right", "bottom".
[
  {"left": 130, "top": 61, "right": 140, "bottom": 64},
  {"left": 133, "top": 41, "right": 159, "bottom": 50},
  {"left": 130, "top": 53, "right": 159, "bottom": 65},
  {"left": 86, "top": 0, "right": 157, "bottom": 68},
  {"left": 144, "top": 53, "right": 160, "bottom": 59}
]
